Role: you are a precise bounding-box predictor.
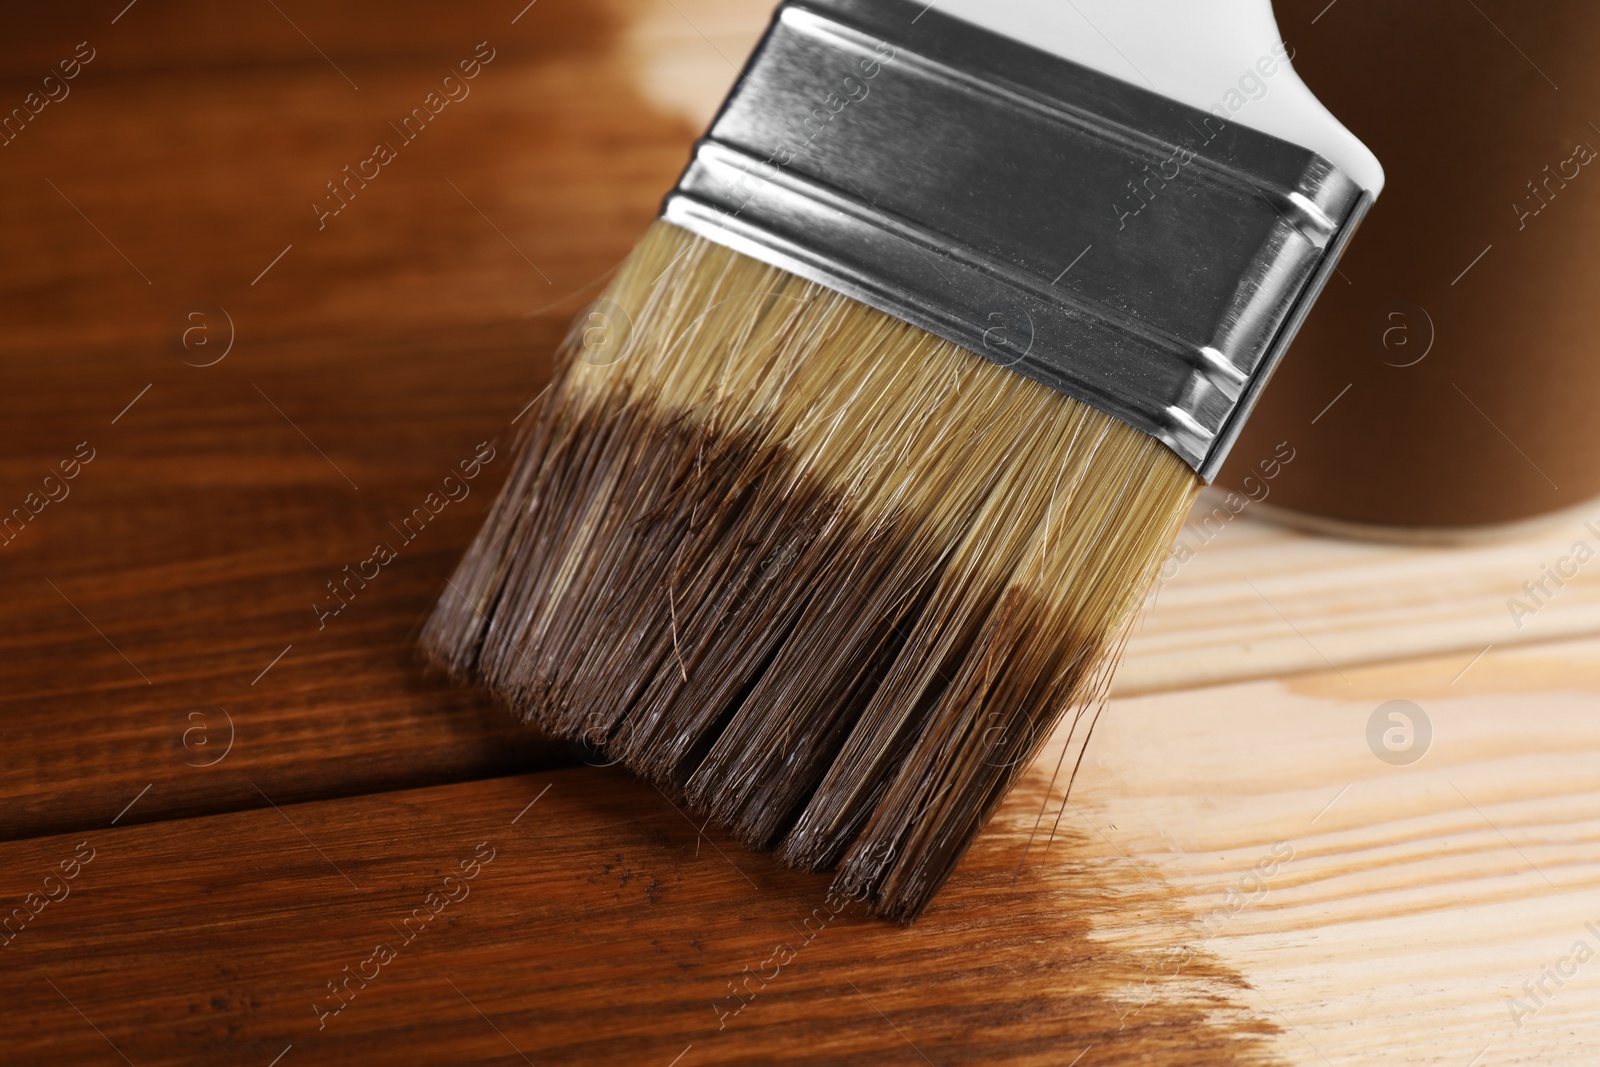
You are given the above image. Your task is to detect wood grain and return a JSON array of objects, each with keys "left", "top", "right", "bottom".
[
  {"left": 5, "top": 636, "right": 1597, "bottom": 1065},
  {"left": 0, "top": 765, "right": 1275, "bottom": 1067},
  {"left": 1075, "top": 634, "right": 1600, "bottom": 1065},
  {"left": 0, "top": 0, "right": 704, "bottom": 839},
  {"left": 1119, "top": 487, "right": 1600, "bottom": 696}
]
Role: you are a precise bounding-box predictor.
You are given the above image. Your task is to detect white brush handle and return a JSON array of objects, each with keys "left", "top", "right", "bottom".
[{"left": 931, "top": 0, "right": 1383, "bottom": 193}]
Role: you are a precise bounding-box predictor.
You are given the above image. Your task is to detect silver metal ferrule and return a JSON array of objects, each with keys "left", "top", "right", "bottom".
[{"left": 661, "top": 0, "right": 1371, "bottom": 481}]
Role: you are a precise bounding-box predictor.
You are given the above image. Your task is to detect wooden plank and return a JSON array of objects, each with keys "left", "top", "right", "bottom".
[
  {"left": 3, "top": 635, "right": 1596, "bottom": 1065},
  {"left": 0, "top": 762, "right": 1272, "bottom": 1066},
  {"left": 0, "top": 0, "right": 705, "bottom": 838},
  {"left": 1118, "top": 487, "right": 1600, "bottom": 695},
  {"left": 1076, "top": 633, "right": 1600, "bottom": 1065}
]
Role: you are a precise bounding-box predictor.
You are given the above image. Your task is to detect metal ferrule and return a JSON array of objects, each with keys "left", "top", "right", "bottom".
[{"left": 661, "top": 0, "right": 1371, "bottom": 480}]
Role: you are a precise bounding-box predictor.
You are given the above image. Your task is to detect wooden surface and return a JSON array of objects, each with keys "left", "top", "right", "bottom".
[
  {"left": 1120, "top": 487, "right": 1600, "bottom": 696},
  {"left": 0, "top": 0, "right": 692, "bottom": 837},
  {"left": 4, "top": 0, "right": 1598, "bottom": 1064},
  {"left": 6, "top": 640, "right": 1598, "bottom": 1065}
]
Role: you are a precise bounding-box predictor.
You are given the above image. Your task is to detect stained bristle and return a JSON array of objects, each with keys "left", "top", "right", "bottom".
[{"left": 421, "top": 221, "right": 1200, "bottom": 922}]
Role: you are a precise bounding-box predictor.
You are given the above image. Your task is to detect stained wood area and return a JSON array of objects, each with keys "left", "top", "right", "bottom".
[
  {"left": 0, "top": 0, "right": 694, "bottom": 837},
  {"left": 3, "top": 0, "right": 1597, "bottom": 1064},
  {"left": 5, "top": 639, "right": 1597, "bottom": 1065}
]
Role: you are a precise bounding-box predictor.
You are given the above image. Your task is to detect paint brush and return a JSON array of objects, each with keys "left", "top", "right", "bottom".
[{"left": 423, "top": 0, "right": 1382, "bottom": 921}]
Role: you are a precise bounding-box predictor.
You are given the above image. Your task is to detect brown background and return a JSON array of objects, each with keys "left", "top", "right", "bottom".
[{"left": 1222, "top": 0, "right": 1600, "bottom": 529}]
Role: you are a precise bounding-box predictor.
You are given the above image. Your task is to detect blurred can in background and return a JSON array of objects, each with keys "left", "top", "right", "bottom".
[{"left": 1220, "top": 0, "right": 1600, "bottom": 537}]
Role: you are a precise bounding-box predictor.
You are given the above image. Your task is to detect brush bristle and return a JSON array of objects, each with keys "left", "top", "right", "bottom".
[{"left": 422, "top": 221, "right": 1200, "bottom": 921}]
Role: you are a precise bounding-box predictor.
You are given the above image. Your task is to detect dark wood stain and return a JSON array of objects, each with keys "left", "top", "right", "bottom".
[
  {"left": 0, "top": 0, "right": 688, "bottom": 839},
  {"left": 0, "top": 769, "right": 1283, "bottom": 1066}
]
